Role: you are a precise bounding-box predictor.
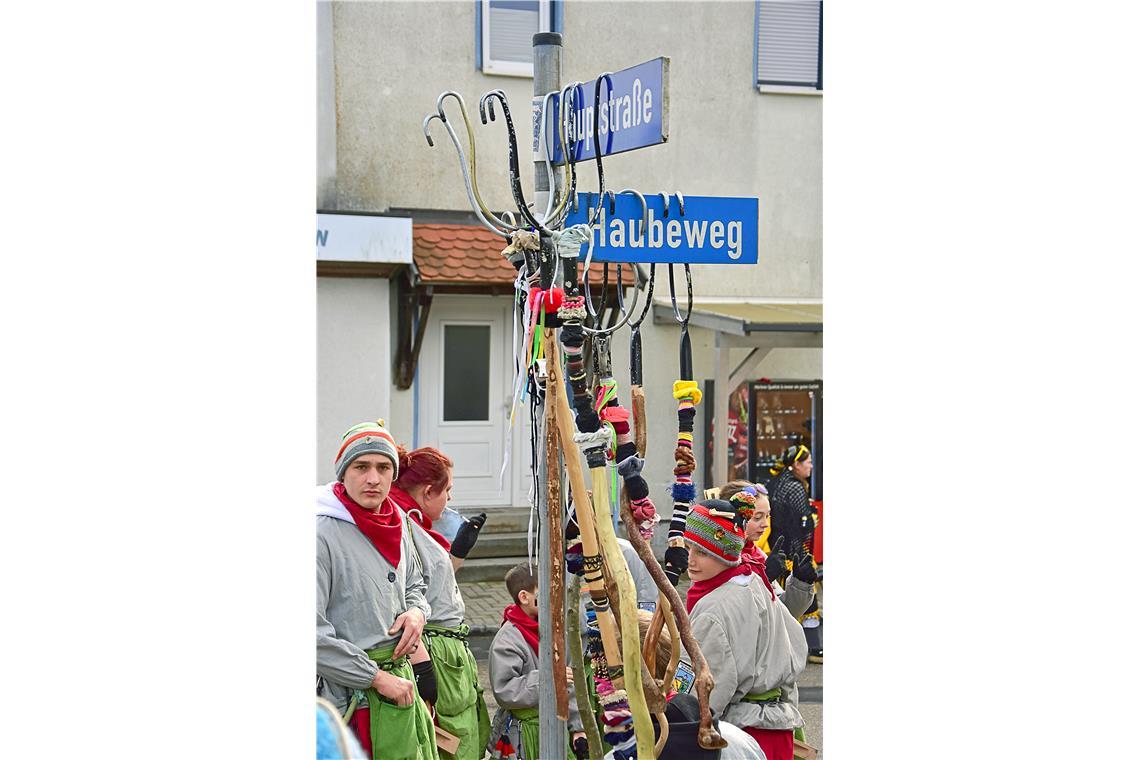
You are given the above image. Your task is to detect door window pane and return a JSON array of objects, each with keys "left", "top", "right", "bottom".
[{"left": 443, "top": 325, "right": 491, "bottom": 421}]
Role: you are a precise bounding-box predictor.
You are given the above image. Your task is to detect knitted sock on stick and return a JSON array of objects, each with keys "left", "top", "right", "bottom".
[
  {"left": 617, "top": 455, "right": 659, "bottom": 540},
  {"left": 665, "top": 380, "right": 702, "bottom": 584}
]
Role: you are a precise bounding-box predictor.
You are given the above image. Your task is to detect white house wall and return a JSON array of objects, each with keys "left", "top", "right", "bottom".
[{"left": 316, "top": 277, "right": 392, "bottom": 483}]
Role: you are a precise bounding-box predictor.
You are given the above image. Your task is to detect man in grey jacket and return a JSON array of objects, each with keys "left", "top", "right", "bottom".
[{"left": 317, "top": 419, "right": 437, "bottom": 759}]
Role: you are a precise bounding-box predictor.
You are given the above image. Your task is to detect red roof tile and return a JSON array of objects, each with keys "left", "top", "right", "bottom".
[
  {"left": 412, "top": 223, "right": 625, "bottom": 286},
  {"left": 413, "top": 223, "right": 516, "bottom": 285}
]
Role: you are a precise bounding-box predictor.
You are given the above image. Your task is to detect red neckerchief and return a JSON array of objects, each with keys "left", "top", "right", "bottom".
[
  {"left": 333, "top": 482, "right": 403, "bottom": 567},
  {"left": 388, "top": 484, "right": 451, "bottom": 552},
  {"left": 686, "top": 563, "right": 753, "bottom": 613},
  {"left": 740, "top": 543, "right": 776, "bottom": 600},
  {"left": 502, "top": 604, "right": 540, "bottom": 656}
]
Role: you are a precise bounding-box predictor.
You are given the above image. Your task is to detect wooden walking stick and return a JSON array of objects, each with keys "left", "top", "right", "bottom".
[
  {"left": 544, "top": 387, "right": 569, "bottom": 720},
  {"left": 566, "top": 574, "right": 605, "bottom": 759},
  {"left": 616, "top": 459, "right": 725, "bottom": 751}
]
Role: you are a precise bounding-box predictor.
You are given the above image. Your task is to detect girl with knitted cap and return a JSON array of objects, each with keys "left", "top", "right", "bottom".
[
  {"left": 718, "top": 481, "right": 817, "bottom": 620},
  {"left": 389, "top": 445, "right": 491, "bottom": 760},
  {"left": 675, "top": 498, "right": 808, "bottom": 760},
  {"left": 316, "top": 419, "right": 438, "bottom": 760}
]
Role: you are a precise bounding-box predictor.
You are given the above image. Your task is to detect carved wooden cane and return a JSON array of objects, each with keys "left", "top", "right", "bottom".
[
  {"left": 544, "top": 390, "right": 569, "bottom": 720},
  {"left": 619, "top": 397, "right": 726, "bottom": 751}
]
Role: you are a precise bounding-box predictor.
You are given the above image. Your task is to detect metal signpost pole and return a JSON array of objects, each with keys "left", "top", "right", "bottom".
[{"left": 533, "top": 30, "right": 566, "bottom": 760}]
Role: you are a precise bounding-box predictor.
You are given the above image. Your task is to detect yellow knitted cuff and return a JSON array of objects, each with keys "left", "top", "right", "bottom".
[{"left": 672, "top": 380, "right": 702, "bottom": 405}]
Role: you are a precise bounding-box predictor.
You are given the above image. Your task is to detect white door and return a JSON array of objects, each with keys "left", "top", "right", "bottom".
[{"left": 419, "top": 296, "right": 516, "bottom": 508}]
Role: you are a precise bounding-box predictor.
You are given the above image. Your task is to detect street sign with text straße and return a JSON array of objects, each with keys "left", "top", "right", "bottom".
[
  {"left": 564, "top": 193, "right": 759, "bottom": 265},
  {"left": 539, "top": 57, "right": 670, "bottom": 164}
]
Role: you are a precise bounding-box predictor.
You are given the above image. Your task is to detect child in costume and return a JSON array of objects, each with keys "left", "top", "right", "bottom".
[
  {"left": 676, "top": 499, "right": 808, "bottom": 760},
  {"left": 487, "top": 562, "right": 587, "bottom": 760},
  {"left": 718, "top": 480, "right": 817, "bottom": 619}
]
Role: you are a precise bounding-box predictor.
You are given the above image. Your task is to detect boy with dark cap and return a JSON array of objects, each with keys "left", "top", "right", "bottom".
[{"left": 316, "top": 419, "right": 438, "bottom": 760}]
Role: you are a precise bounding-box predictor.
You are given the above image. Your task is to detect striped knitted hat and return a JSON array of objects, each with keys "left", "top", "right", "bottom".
[
  {"left": 727, "top": 484, "right": 766, "bottom": 527},
  {"left": 334, "top": 419, "right": 400, "bottom": 482},
  {"left": 683, "top": 499, "right": 746, "bottom": 566}
]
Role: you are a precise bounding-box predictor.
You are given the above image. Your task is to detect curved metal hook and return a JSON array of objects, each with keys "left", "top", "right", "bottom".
[
  {"left": 538, "top": 89, "right": 576, "bottom": 227},
  {"left": 604, "top": 190, "right": 617, "bottom": 215},
  {"left": 478, "top": 89, "right": 508, "bottom": 124},
  {"left": 583, "top": 257, "right": 609, "bottom": 324},
  {"left": 560, "top": 81, "right": 585, "bottom": 217},
  {"left": 628, "top": 263, "right": 656, "bottom": 328},
  {"left": 619, "top": 188, "right": 648, "bottom": 239},
  {"left": 422, "top": 112, "right": 439, "bottom": 147},
  {"left": 477, "top": 89, "right": 552, "bottom": 234},
  {"left": 582, "top": 259, "right": 642, "bottom": 336},
  {"left": 665, "top": 192, "right": 694, "bottom": 381},
  {"left": 606, "top": 188, "right": 650, "bottom": 321},
  {"left": 423, "top": 110, "right": 513, "bottom": 238},
  {"left": 434, "top": 92, "right": 519, "bottom": 233},
  {"left": 668, "top": 262, "right": 693, "bottom": 326},
  {"left": 587, "top": 72, "right": 615, "bottom": 227}
]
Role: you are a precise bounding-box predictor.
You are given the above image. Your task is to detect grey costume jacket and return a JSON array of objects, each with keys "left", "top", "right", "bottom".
[
  {"left": 680, "top": 573, "right": 807, "bottom": 732},
  {"left": 487, "top": 619, "right": 584, "bottom": 754},
  {"left": 405, "top": 514, "right": 465, "bottom": 628},
  {"left": 316, "top": 483, "right": 432, "bottom": 712}
]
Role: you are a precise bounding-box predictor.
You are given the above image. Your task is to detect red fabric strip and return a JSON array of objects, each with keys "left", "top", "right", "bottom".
[
  {"left": 502, "top": 603, "right": 540, "bottom": 656},
  {"left": 333, "top": 482, "right": 403, "bottom": 567},
  {"left": 740, "top": 543, "right": 776, "bottom": 600},
  {"left": 685, "top": 562, "right": 753, "bottom": 613},
  {"left": 742, "top": 726, "right": 794, "bottom": 760},
  {"left": 388, "top": 484, "right": 451, "bottom": 552}
]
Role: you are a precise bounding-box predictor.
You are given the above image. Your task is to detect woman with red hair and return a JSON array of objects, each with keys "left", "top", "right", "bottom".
[{"left": 388, "top": 446, "right": 491, "bottom": 760}]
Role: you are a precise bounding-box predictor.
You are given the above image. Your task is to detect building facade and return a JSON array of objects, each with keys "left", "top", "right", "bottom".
[{"left": 316, "top": 1, "right": 822, "bottom": 557}]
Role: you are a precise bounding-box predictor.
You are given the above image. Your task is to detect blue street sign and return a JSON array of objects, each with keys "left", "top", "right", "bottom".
[
  {"left": 563, "top": 193, "right": 759, "bottom": 264},
  {"left": 544, "top": 57, "right": 670, "bottom": 164}
]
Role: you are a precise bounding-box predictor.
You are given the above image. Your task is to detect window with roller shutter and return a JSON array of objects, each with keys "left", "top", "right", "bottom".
[
  {"left": 477, "top": 0, "right": 553, "bottom": 77},
  {"left": 755, "top": 0, "right": 823, "bottom": 92}
]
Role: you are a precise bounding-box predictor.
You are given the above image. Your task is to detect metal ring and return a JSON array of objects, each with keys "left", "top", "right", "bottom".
[{"left": 581, "top": 261, "right": 641, "bottom": 335}]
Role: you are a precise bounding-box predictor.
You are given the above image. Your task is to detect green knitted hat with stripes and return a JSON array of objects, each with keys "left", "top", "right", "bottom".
[
  {"left": 683, "top": 499, "right": 745, "bottom": 566},
  {"left": 333, "top": 419, "right": 400, "bottom": 482}
]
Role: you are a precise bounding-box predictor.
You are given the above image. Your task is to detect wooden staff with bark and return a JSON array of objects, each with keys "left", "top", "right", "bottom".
[
  {"left": 543, "top": 391, "right": 569, "bottom": 720},
  {"left": 619, "top": 382, "right": 726, "bottom": 751}
]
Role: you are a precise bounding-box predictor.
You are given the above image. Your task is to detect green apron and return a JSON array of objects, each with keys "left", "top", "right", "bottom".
[
  {"left": 423, "top": 623, "right": 491, "bottom": 760},
  {"left": 742, "top": 689, "right": 805, "bottom": 742},
  {"left": 511, "top": 707, "right": 541, "bottom": 760},
  {"left": 361, "top": 643, "right": 440, "bottom": 760},
  {"left": 506, "top": 707, "right": 577, "bottom": 760}
]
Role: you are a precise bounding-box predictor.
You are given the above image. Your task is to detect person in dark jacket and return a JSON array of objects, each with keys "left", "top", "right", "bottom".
[
  {"left": 766, "top": 445, "right": 816, "bottom": 562},
  {"left": 766, "top": 444, "right": 822, "bottom": 663}
]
